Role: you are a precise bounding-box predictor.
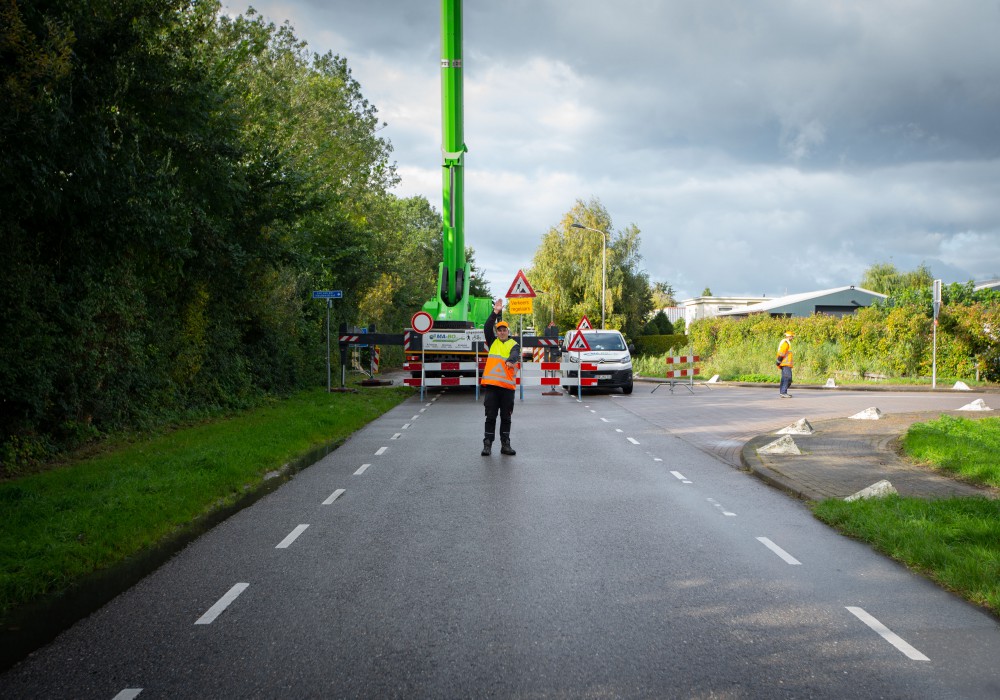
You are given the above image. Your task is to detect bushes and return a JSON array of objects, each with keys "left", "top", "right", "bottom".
[
  {"left": 680, "top": 297, "right": 999, "bottom": 384},
  {"left": 633, "top": 334, "right": 689, "bottom": 356}
]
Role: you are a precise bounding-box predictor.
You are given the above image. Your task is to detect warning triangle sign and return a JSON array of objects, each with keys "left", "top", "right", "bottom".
[
  {"left": 484, "top": 362, "right": 511, "bottom": 382},
  {"left": 567, "top": 332, "right": 590, "bottom": 352},
  {"left": 505, "top": 269, "right": 536, "bottom": 298},
  {"left": 577, "top": 315, "right": 593, "bottom": 330}
]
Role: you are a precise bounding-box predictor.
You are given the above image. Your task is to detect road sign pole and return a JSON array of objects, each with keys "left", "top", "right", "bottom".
[{"left": 326, "top": 299, "right": 331, "bottom": 392}]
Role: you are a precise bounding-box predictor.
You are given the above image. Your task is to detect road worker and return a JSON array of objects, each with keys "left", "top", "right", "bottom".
[
  {"left": 480, "top": 298, "right": 520, "bottom": 455},
  {"left": 776, "top": 330, "right": 794, "bottom": 398}
]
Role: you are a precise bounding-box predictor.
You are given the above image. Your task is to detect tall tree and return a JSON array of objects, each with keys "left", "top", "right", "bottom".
[{"left": 526, "top": 198, "right": 651, "bottom": 337}]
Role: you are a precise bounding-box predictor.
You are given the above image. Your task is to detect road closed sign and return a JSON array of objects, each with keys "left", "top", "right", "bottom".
[{"left": 411, "top": 311, "right": 433, "bottom": 334}]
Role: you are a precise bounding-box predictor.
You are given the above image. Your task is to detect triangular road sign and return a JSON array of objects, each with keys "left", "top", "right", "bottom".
[
  {"left": 567, "top": 332, "right": 591, "bottom": 352},
  {"left": 505, "top": 269, "right": 537, "bottom": 298},
  {"left": 577, "top": 315, "right": 593, "bottom": 330}
]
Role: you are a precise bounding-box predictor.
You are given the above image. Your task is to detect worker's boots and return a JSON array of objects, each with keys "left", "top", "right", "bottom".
[
  {"left": 500, "top": 438, "right": 516, "bottom": 456},
  {"left": 481, "top": 438, "right": 492, "bottom": 456}
]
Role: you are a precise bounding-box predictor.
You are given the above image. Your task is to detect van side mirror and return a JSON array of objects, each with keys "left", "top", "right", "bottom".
[{"left": 627, "top": 344, "right": 635, "bottom": 354}]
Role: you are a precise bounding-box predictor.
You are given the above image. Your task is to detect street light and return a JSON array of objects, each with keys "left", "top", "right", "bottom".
[{"left": 570, "top": 223, "right": 607, "bottom": 328}]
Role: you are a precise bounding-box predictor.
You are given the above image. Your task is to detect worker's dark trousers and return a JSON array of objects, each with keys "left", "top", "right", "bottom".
[{"left": 484, "top": 387, "right": 515, "bottom": 441}]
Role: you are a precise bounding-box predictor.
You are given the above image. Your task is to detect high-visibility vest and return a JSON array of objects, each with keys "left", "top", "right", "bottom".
[
  {"left": 481, "top": 338, "right": 518, "bottom": 389},
  {"left": 776, "top": 338, "right": 793, "bottom": 368}
]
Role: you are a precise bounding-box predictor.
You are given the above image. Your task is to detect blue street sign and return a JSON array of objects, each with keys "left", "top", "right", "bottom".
[{"left": 312, "top": 290, "right": 343, "bottom": 299}]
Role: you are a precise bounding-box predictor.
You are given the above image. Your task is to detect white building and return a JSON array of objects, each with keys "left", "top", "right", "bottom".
[{"left": 679, "top": 295, "right": 773, "bottom": 329}]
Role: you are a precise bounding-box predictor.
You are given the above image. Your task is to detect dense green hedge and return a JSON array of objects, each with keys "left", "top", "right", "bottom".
[
  {"left": 633, "top": 334, "right": 690, "bottom": 356},
  {"left": 684, "top": 294, "right": 1000, "bottom": 383}
]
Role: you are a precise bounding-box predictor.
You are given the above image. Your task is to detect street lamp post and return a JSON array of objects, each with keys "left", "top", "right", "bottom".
[{"left": 571, "top": 223, "right": 607, "bottom": 328}]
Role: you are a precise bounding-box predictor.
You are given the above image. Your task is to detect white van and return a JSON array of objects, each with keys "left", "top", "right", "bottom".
[{"left": 560, "top": 329, "right": 634, "bottom": 394}]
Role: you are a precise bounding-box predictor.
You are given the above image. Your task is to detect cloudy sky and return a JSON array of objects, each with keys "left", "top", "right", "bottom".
[{"left": 224, "top": 0, "right": 1000, "bottom": 301}]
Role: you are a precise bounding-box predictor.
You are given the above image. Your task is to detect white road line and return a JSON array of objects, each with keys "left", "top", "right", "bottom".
[
  {"left": 402, "top": 423, "right": 411, "bottom": 429},
  {"left": 600, "top": 417, "right": 610, "bottom": 422},
  {"left": 391, "top": 433, "right": 402, "bottom": 440},
  {"left": 654, "top": 457, "right": 663, "bottom": 462},
  {"left": 195, "top": 582, "right": 249, "bottom": 625},
  {"left": 707, "top": 498, "right": 736, "bottom": 517},
  {"left": 375, "top": 446, "right": 387, "bottom": 456},
  {"left": 627, "top": 437, "right": 640, "bottom": 445},
  {"left": 756, "top": 537, "right": 802, "bottom": 565},
  {"left": 670, "top": 470, "right": 692, "bottom": 484},
  {"left": 411, "top": 415, "right": 419, "bottom": 420},
  {"left": 591, "top": 409, "right": 597, "bottom": 413},
  {"left": 354, "top": 464, "right": 371, "bottom": 475},
  {"left": 276, "top": 524, "right": 309, "bottom": 549},
  {"left": 615, "top": 428, "right": 623, "bottom": 433},
  {"left": 323, "top": 488, "right": 346, "bottom": 504},
  {"left": 112, "top": 690, "right": 143, "bottom": 700},
  {"left": 846, "top": 607, "right": 929, "bottom": 661}
]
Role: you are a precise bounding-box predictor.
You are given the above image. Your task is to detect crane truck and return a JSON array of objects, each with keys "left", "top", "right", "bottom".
[{"left": 404, "top": 0, "right": 497, "bottom": 378}]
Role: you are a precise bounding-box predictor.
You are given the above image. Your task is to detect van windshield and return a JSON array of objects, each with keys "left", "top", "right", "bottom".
[{"left": 583, "top": 332, "right": 626, "bottom": 351}]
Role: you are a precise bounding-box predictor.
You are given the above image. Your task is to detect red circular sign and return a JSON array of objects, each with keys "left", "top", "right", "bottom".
[{"left": 411, "top": 311, "right": 433, "bottom": 334}]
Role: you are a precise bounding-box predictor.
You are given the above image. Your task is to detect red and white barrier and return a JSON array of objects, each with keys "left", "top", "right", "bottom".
[
  {"left": 402, "top": 361, "right": 598, "bottom": 388},
  {"left": 665, "top": 354, "right": 699, "bottom": 378}
]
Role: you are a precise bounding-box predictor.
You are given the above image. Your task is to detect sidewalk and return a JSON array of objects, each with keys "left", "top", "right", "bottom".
[{"left": 740, "top": 410, "right": 999, "bottom": 501}]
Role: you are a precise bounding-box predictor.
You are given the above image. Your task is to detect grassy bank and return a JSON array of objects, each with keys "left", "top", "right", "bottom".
[
  {"left": 0, "top": 383, "right": 413, "bottom": 616},
  {"left": 813, "top": 415, "right": 1000, "bottom": 615}
]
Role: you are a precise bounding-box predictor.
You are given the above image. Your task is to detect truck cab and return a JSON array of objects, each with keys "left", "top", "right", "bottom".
[{"left": 560, "top": 329, "right": 634, "bottom": 394}]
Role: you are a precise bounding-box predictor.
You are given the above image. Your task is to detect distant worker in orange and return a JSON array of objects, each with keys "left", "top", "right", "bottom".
[
  {"left": 480, "top": 298, "right": 520, "bottom": 456},
  {"left": 776, "top": 330, "right": 794, "bottom": 398}
]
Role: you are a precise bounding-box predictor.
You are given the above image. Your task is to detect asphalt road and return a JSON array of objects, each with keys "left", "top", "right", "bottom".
[{"left": 3, "top": 386, "right": 1000, "bottom": 698}]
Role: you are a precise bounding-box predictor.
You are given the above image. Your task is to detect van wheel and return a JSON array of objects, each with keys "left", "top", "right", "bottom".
[{"left": 622, "top": 383, "right": 633, "bottom": 395}]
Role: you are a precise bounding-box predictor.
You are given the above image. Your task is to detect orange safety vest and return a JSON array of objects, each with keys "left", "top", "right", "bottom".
[
  {"left": 776, "top": 338, "right": 793, "bottom": 368},
  {"left": 481, "top": 338, "right": 518, "bottom": 389}
]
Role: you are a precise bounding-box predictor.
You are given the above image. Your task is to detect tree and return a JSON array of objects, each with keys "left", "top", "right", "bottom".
[
  {"left": 702, "top": 287, "right": 713, "bottom": 296},
  {"left": 652, "top": 281, "right": 676, "bottom": 309},
  {"left": 526, "top": 197, "right": 651, "bottom": 337},
  {"left": 860, "top": 261, "right": 933, "bottom": 297}
]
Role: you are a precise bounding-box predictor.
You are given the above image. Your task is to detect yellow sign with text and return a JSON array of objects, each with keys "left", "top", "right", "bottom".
[{"left": 508, "top": 298, "right": 533, "bottom": 315}]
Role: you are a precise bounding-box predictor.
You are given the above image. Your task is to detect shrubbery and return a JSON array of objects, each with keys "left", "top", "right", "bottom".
[{"left": 637, "top": 291, "right": 999, "bottom": 384}]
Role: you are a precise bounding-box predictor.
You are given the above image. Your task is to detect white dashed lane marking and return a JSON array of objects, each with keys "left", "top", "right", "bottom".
[
  {"left": 353, "top": 464, "right": 371, "bottom": 475},
  {"left": 195, "top": 583, "right": 249, "bottom": 625},
  {"left": 375, "top": 446, "right": 387, "bottom": 456},
  {"left": 323, "top": 489, "right": 346, "bottom": 504},
  {"left": 756, "top": 537, "right": 802, "bottom": 565},
  {"left": 707, "top": 498, "right": 736, "bottom": 516},
  {"left": 112, "top": 690, "right": 143, "bottom": 700},
  {"left": 670, "top": 470, "right": 692, "bottom": 484},
  {"left": 846, "top": 607, "right": 929, "bottom": 661},
  {"left": 275, "top": 524, "right": 309, "bottom": 549},
  {"left": 391, "top": 433, "right": 401, "bottom": 440},
  {"left": 627, "top": 437, "right": 640, "bottom": 445}
]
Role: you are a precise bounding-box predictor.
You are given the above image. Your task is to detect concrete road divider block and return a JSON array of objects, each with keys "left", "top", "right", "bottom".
[
  {"left": 777, "top": 418, "right": 815, "bottom": 435},
  {"left": 849, "top": 407, "right": 883, "bottom": 420},
  {"left": 758, "top": 435, "right": 801, "bottom": 455},
  {"left": 845, "top": 479, "right": 898, "bottom": 502},
  {"left": 957, "top": 398, "right": 993, "bottom": 411},
  {"left": 824, "top": 378, "right": 836, "bottom": 388},
  {"left": 952, "top": 381, "right": 971, "bottom": 391}
]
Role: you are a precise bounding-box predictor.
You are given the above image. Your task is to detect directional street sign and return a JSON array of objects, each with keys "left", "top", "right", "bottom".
[{"left": 312, "top": 290, "right": 343, "bottom": 299}]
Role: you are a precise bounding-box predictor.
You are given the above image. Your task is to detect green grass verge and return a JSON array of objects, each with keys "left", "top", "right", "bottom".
[
  {"left": 812, "top": 415, "right": 1000, "bottom": 615},
  {"left": 0, "top": 384, "right": 413, "bottom": 616},
  {"left": 903, "top": 415, "right": 1000, "bottom": 488},
  {"left": 812, "top": 497, "right": 1000, "bottom": 613}
]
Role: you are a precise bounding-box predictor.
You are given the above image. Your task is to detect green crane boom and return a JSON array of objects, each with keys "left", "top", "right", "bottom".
[{"left": 421, "top": 0, "right": 492, "bottom": 327}]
